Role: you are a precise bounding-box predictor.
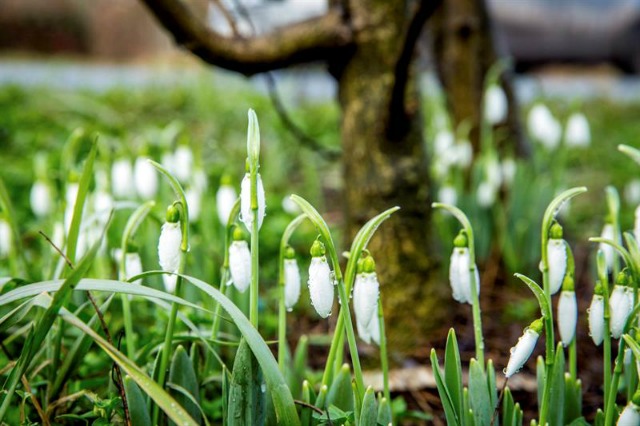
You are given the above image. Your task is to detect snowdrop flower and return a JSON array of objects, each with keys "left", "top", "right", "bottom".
[
  {"left": 501, "top": 158, "right": 517, "bottom": 186},
  {"left": 626, "top": 180, "right": 640, "bottom": 205},
  {"left": 565, "top": 112, "right": 590, "bottom": 148},
  {"left": 434, "top": 130, "right": 454, "bottom": 158},
  {"left": 588, "top": 285, "right": 605, "bottom": 346},
  {"left": 111, "top": 158, "right": 134, "bottom": 199},
  {"left": 547, "top": 223, "right": 568, "bottom": 295},
  {"left": 133, "top": 157, "right": 158, "bottom": 199},
  {"left": 618, "top": 393, "right": 640, "bottom": 426},
  {"left": 437, "top": 185, "right": 457, "bottom": 206},
  {"left": 216, "top": 176, "right": 237, "bottom": 226},
  {"left": 93, "top": 190, "right": 113, "bottom": 225},
  {"left": 240, "top": 173, "right": 266, "bottom": 233},
  {"left": 634, "top": 205, "right": 640, "bottom": 244},
  {"left": 308, "top": 240, "right": 334, "bottom": 318},
  {"left": 453, "top": 139, "right": 473, "bottom": 169},
  {"left": 228, "top": 227, "right": 251, "bottom": 293},
  {"left": 124, "top": 251, "right": 143, "bottom": 285},
  {"left": 484, "top": 84, "right": 508, "bottom": 125},
  {"left": 158, "top": 205, "right": 182, "bottom": 293},
  {"left": 30, "top": 180, "right": 52, "bottom": 218},
  {"left": 610, "top": 281, "right": 632, "bottom": 339},
  {"left": 599, "top": 222, "right": 616, "bottom": 273},
  {"left": 449, "top": 232, "right": 480, "bottom": 304},
  {"left": 161, "top": 151, "right": 174, "bottom": 175},
  {"left": 185, "top": 187, "right": 202, "bottom": 223},
  {"left": 354, "top": 256, "right": 380, "bottom": 344},
  {"left": 282, "top": 196, "right": 301, "bottom": 215},
  {"left": 476, "top": 181, "right": 497, "bottom": 208},
  {"left": 193, "top": 169, "right": 208, "bottom": 193},
  {"left": 283, "top": 246, "right": 301, "bottom": 311},
  {"left": 557, "top": 278, "right": 577, "bottom": 346},
  {"left": 173, "top": 145, "right": 193, "bottom": 183},
  {"left": 528, "top": 103, "right": 561, "bottom": 150},
  {"left": 504, "top": 318, "right": 543, "bottom": 378},
  {"left": 64, "top": 181, "right": 80, "bottom": 231},
  {"left": 0, "top": 218, "right": 11, "bottom": 258}
]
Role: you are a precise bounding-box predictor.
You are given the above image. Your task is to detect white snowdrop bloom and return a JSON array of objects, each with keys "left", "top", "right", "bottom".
[
  {"left": 617, "top": 401, "right": 640, "bottom": 426},
  {"left": 133, "top": 158, "right": 158, "bottom": 199},
  {"left": 240, "top": 173, "right": 266, "bottom": 233},
  {"left": 282, "top": 196, "right": 301, "bottom": 215},
  {"left": 284, "top": 258, "right": 301, "bottom": 311},
  {"left": 185, "top": 188, "right": 202, "bottom": 223},
  {"left": 354, "top": 272, "right": 380, "bottom": 335},
  {"left": 111, "top": 159, "right": 134, "bottom": 199},
  {"left": 52, "top": 221, "right": 64, "bottom": 251},
  {"left": 528, "top": 104, "right": 561, "bottom": 150},
  {"left": 64, "top": 182, "right": 80, "bottom": 231},
  {"left": 557, "top": 291, "right": 577, "bottom": 346},
  {"left": 610, "top": 285, "right": 632, "bottom": 339},
  {"left": 626, "top": 180, "right": 640, "bottom": 205},
  {"left": 547, "top": 238, "right": 567, "bottom": 295},
  {"left": 588, "top": 294, "right": 605, "bottom": 346},
  {"left": 486, "top": 157, "right": 502, "bottom": 188},
  {"left": 0, "top": 218, "right": 12, "bottom": 258},
  {"left": 30, "top": 180, "right": 52, "bottom": 218},
  {"left": 125, "top": 252, "right": 143, "bottom": 285},
  {"left": 504, "top": 320, "right": 542, "bottom": 378},
  {"left": 173, "top": 146, "right": 193, "bottom": 183},
  {"left": 158, "top": 218, "right": 182, "bottom": 293},
  {"left": 453, "top": 139, "right": 473, "bottom": 168},
  {"left": 634, "top": 205, "right": 640, "bottom": 244},
  {"left": 76, "top": 231, "right": 88, "bottom": 259},
  {"left": 161, "top": 151, "right": 174, "bottom": 175},
  {"left": 449, "top": 246, "right": 480, "bottom": 304},
  {"left": 599, "top": 223, "right": 616, "bottom": 273},
  {"left": 476, "top": 181, "right": 497, "bottom": 208},
  {"left": 369, "top": 308, "right": 381, "bottom": 346},
  {"left": 216, "top": 184, "right": 237, "bottom": 226},
  {"left": 565, "top": 112, "right": 590, "bottom": 148},
  {"left": 93, "top": 190, "right": 113, "bottom": 225},
  {"left": 501, "top": 158, "right": 517, "bottom": 186},
  {"left": 484, "top": 84, "right": 508, "bottom": 125},
  {"left": 434, "top": 130, "right": 454, "bottom": 157},
  {"left": 308, "top": 255, "right": 334, "bottom": 318},
  {"left": 229, "top": 240, "right": 251, "bottom": 293},
  {"left": 193, "top": 169, "right": 208, "bottom": 193},
  {"left": 437, "top": 185, "right": 458, "bottom": 206}
]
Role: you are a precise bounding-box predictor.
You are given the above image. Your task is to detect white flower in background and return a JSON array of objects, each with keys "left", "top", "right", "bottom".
[
  {"left": 599, "top": 223, "right": 616, "bottom": 273},
  {"left": 547, "top": 223, "right": 567, "bottom": 295},
  {"left": 449, "top": 233, "right": 480, "bottom": 304},
  {"left": 353, "top": 257, "right": 380, "bottom": 344},
  {"left": 557, "top": 289, "right": 577, "bottom": 346},
  {"left": 434, "top": 130, "right": 454, "bottom": 157},
  {"left": 437, "top": 185, "right": 457, "bottom": 206},
  {"left": 240, "top": 173, "right": 266, "bottom": 233},
  {"left": 52, "top": 221, "right": 64, "bottom": 251},
  {"left": 284, "top": 248, "right": 301, "bottom": 311},
  {"left": 635, "top": 205, "right": 640, "bottom": 244},
  {"left": 0, "top": 218, "right": 12, "bottom": 258},
  {"left": 64, "top": 182, "right": 79, "bottom": 231},
  {"left": 173, "top": 145, "right": 193, "bottom": 183},
  {"left": 588, "top": 292, "right": 605, "bottom": 346},
  {"left": 111, "top": 158, "right": 134, "bottom": 199},
  {"left": 133, "top": 158, "right": 158, "bottom": 199},
  {"left": 565, "top": 112, "right": 590, "bottom": 148},
  {"left": 528, "top": 103, "right": 561, "bottom": 150},
  {"left": 625, "top": 180, "right": 640, "bottom": 205},
  {"left": 486, "top": 157, "right": 502, "bottom": 188},
  {"left": 617, "top": 399, "right": 640, "bottom": 426},
  {"left": 484, "top": 84, "right": 508, "bottom": 125},
  {"left": 93, "top": 190, "right": 113, "bottom": 223},
  {"left": 186, "top": 188, "right": 202, "bottom": 223},
  {"left": 30, "top": 180, "right": 52, "bottom": 218},
  {"left": 216, "top": 179, "right": 237, "bottom": 226},
  {"left": 158, "top": 206, "right": 182, "bottom": 293},
  {"left": 501, "top": 158, "right": 517, "bottom": 186},
  {"left": 476, "top": 181, "right": 497, "bottom": 208},
  {"left": 453, "top": 139, "right": 473, "bottom": 169},
  {"left": 308, "top": 240, "right": 334, "bottom": 318},
  {"left": 193, "top": 169, "right": 208, "bottom": 193},
  {"left": 282, "top": 196, "right": 301, "bottom": 215},
  {"left": 504, "top": 319, "right": 543, "bottom": 378},
  {"left": 161, "top": 151, "right": 174, "bottom": 175},
  {"left": 125, "top": 251, "right": 143, "bottom": 300},
  {"left": 229, "top": 238, "right": 251, "bottom": 293},
  {"left": 610, "top": 285, "right": 632, "bottom": 339}
]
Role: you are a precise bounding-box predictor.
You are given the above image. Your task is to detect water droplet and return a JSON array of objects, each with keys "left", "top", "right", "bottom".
[
  {"left": 286, "top": 307, "right": 293, "bottom": 313},
  {"left": 261, "top": 384, "right": 266, "bottom": 393}
]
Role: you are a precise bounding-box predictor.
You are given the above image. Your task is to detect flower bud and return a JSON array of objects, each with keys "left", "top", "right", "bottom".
[
  {"left": 158, "top": 206, "right": 182, "bottom": 293},
  {"left": 284, "top": 246, "right": 301, "bottom": 311},
  {"left": 186, "top": 188, "right": 201, "bottom": 223},
  {"left": 240, "top": 173, "right": 266, "bottom": 233},
  {"left": 557, "top": 289, "right": 577, "bottom": 347},
  {"left": 229, "top": 234, "right": 251, "bottom": 293},
  {"left": 547, "top": 236, "right": 567, "bottom": 295},
  {"left": 247, "top": 109, "right": 260, "bottom": 170},
  {"left": 504, "top": 319, "right": 543, "bottom": 378},
  {"left": 216, "top": 175, "right": 237, "bottom": 226},
  {"left": 610, "top": 284, "right": 632, "bottom": 339},
  {"left": 308, "top": 244, "right": 333, "bottom": 318},
  {"left": 618, "top": 393, "right": 640, "bottom": 426},
  {"left": 134, "top": 158, "right": 158, "bottom": 199},
  {"left": 354, "top": 257, "right": 380, "bottom": 344},
  {"left": 588, "top": 286, "right": 605, "bottom": 346},
  {"left": 528, "top": 103, "right": 561, "bottom": 150},
  {"left": 30, "top": 180, "right": 52, "bottom": 218}
]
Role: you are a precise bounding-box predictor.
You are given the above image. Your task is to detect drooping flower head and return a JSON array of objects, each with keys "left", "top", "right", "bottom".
[
  {"left": 283, "top": 246, "right": 301, "bottom": 311},
  {"left": 240, "top": 110, "right": 266, "bottom": 234},
  {"left": 308, "top": 240, "right": 334, "bottom": 318},
  {"left": 504, "top": 318, "right": 543, "bottom": 378},
  {"left": 565, "top": 112, "right": 590, "bottom": 148},
  {"left": 588, "top": 283, "right": 605, "bottom": 346},
  {"left": 547, "top": 222, "right": 568, "bottom": 295},
  {"left": 610, "top": 270, "right": 633, "bottom": 339},
  {"left": 111, "top": 158, "right": 134, "bottom": 199},
  {"left": 484, "top": 83, "right": 508, "bottom": 125},
  {"left": 354, "top": 255, "right": 381, "bottom": 345},
  {"left": 449, "top": 231, "right": 479, "bottom": 305},
  {"left": 557, "top": 275, "right": 577, "bottom": 347},
  {"left": 133, "top": 157, "right": 158, "bottom": 199},
  {"left": 228, "top": 226, "right": 251, "bottom": 293},
  {"left": 217, "top": 174, "right": 238, "bottom": 226},
  {"left": 158, "top": 205, "right": 182, "bottom": 293}
]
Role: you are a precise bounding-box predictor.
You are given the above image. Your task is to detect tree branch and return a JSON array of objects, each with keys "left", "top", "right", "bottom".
[
  {"left": 387, "top": 0, "right": 444, "bottom": 140},
  {"left": 140, "top": 0, "right": 354, "bottom": 76}
]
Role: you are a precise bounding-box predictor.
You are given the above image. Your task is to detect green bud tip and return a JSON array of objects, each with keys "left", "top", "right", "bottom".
[
  {"left": 247, "top": 109, "right": 260, "bottom": 167},
  {"left": 340, "top": 363, "right": 351, "bottom": 373},
  {"left": 310, "top": 240, "right": 326, "bottom": 257},
  {"left": 284, "top": 245, "right": 296, "bottom": 259},
  {"left": 166, "top": 205, "right": 180, "bottom": 223},
  {"left": 616, "top": 269, "right": 629, "bottom": 286},
  {"left": 453, "top": 230, "right": 468, "bottom": 248},
  {"left": 232, "top": 226, "right": 246, "bottom": 242},
  {"left": 360, "top": 255, "right": 376, "bottom": 274},
  {"left": 528, "top": 318, "right": 544, "bottom": 334},
  {"left": 220, "top": 173, "right": 233, "bottom": 186},
  {"left": 594, "top": 282, "right": 604, "bottom": 296},
  {"left": 549, "top": 222, "right": 563, "bottom": 239},
  {"left": 126, "top": 241, "right": 139, "bottom": 253},
  {"left": 562, "top": 274, "right": 575, "bottom": 292}
]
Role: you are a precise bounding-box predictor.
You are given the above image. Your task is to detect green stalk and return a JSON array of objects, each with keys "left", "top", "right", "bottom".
[
  {"left": 605, "top": 339, "right": 627, "bottom": 426},
  {"left": 335, "top": 275, "right": 365, "bottom": 399},
  {"left": 569, "top": 338, "right": 577, "bottom": 380},
  {"left": 121, "top": 296, "right": 135, "bottom": 359},
  {"left": 378, "top": 299, "right": 391, "bottom": 404},
  {"left": 599, "top": 250, "right": 613, "bottom": 410}
]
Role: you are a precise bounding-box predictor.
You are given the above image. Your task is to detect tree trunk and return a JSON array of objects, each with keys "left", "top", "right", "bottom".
[{"left": 333, "top": 0, "right": 447, "bottom": 354}]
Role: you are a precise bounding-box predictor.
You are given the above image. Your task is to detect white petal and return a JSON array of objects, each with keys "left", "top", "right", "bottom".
[
  {"left": 565, "top": 113, "right": 590, "bottom": 148},
  {"left": 229, "top": 240, "right": 251, "bottom": 293},
  {"left": 133, "top": 158, "right": 158, "bottom": 199},
  {"left": 354, "top": 273, "right": 379, "bottom": 332},
  {"left": 284, "top": 258, "right": 301, "bottom": 310},
  {"left": 634, "top": 205, "right": 640, "bottom": 244},
  {"left": 449, "top": 248, "right": 465, "bottom": 303},
  {"left": 588, "top": 295, "right": 605, "bottom": 346},
  {"left": 111, "top": 159, "right": 134, "bottom": 198},
  {"left": 173, "top": 146, "right": 193, "bottom": 183},
  {"left": 610, "top": 286, "right": 631, "bottom": 339},
  {"left": 617, "top": 402, "right": 640, "bottom": 426},
  {"left": 484, "top": 84, "right": 508, "bottom": 125},
  {"left": 216, "top": 185, "right": 237, "bottom": 225},
  {"left": 125, "top": 252, "right": 143, "bottom": 285},
  {"left": 240, "top": 173, "right": 266, "bottom": 233},
  {"left": 505, "top": 329, "right": 539, "bottom": 378},
  {"left": 547, "top": 238, "right": 567, "bottom": 295},
  {"left": 476, "top": 181, "right": 497, "bottom": 208},
  {"left": 369, "top": 308, "right": 380, "bottom": 346},
  {"left": 449, "top": 248, "right": 479, "bottom": 305},
  {"left": 30, "top": 181, "right": 52, "bottom": 218},
  {"left": 186, "top": 188, "right": 202, "bottom": 222},
  {"left": 158, "top": 222, "right": 182, "bottom": 274},
  {"left": 308, "top": 256, "right": 334, "bottom": 318},
  {"left": 557, "top": 291, "right": 577, "bottom": 346},
  {"left": 600, "top": 224, "right": 616, "bottom": 273},
  {"left": 0, "top": 219, "right": 12, "bottom": 258},
  {"left": 163, "top": 274, "right": 177, "bottom": 293}
]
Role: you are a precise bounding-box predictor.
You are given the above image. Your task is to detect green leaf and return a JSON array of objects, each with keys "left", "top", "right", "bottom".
[
  {"left": 469, "top": 358, "right": 491, "bottom": 426},
  {"left": 430, "top": 349, "right": 459, "bottom": 425},
  {"left": 514, "top": 274, "right": 550, "bottom": 321},
  {"left": 487, "top": 359, "right": 498, "bottom": 410},
  {"left": 536, "top": 356, "right": 545, "bottom": 410},
  {"left": 444, "top": 328, "right": 464, "bottom": 423},
  {"left": 359, "top": 387, "right": 377, "bottom": 426},
  {"left": 125, "top": 376, "right": 152, "bottom": 426},
  {"left": 168, "top": 345, "right": 202, "bottom": 425},
  {"left": 291, "top": 335, "right": 309, "bottom": 399},
  {"left": 377, "top": 396, "right": 392, "bottom": 426},
  {"left": 326, "top": 364, "right": 354, "bottom": 412},
  {"left": 563, "top": 375, "right": 582, "bottom": 425},
  {"left": 547, "top": 344, "right": 565, "bottom": 426},
  {"left": 619, "top": 144, "right": 640, "bottom": 167},
  {"left": 502, "top": 387, "right": 515, "bottom": 426},
  {"left": 228, "top": 339, "right": 266, "bottom": 426},
  {"left": 301, "top": 381, "right": 313, "bottom": 426}
]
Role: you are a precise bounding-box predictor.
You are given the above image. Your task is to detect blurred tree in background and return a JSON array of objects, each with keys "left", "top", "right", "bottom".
[{"left": 140, "top": 0, "right": 523, "bottom": 351}]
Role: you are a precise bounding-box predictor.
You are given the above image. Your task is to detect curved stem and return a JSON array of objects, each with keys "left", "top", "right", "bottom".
[{"left": 605, "top": 339, "right": 627, "bottom": 426}]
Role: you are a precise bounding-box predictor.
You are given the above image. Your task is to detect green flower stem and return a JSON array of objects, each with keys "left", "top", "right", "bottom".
[
  {"left": 569, "top": 338, "right": 577, "bottom": 380},
  {"left": 597, "top": 250, "right": 613, "bottom": 411},
  {"left": 336, "top": 274, "right": 365, "bottom": 399},
  {"left": 605, "top": 339, "right": 627, "bottom": 426},
  {"left": 249, "top": 168, "right": 259, "bottom": 328},
  {"left": 378, "top": 299, "right": 391, "bottom": 404},
  {"left": 605, "top": 186, "right": 622, "bottom": 278},
  {"left": 121, "top": 296, "right": 135, "bottom": 359}
]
